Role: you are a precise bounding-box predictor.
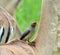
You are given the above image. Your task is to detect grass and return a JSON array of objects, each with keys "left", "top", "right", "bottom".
[{"left": 15, "top": 0, "right": 42, "bottom": 42}]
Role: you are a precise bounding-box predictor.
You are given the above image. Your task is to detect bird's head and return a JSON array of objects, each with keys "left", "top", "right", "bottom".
[{"left": 31, "top": 22, "right": 37, "bottom": 28}]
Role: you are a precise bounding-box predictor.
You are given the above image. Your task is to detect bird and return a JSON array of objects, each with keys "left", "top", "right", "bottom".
[{"left": 20, "top": 22, "right": 37, "bottom": 42}]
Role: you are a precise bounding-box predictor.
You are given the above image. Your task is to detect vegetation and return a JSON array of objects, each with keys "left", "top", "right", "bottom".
[{"left": 16, "top": 0, "right": 42, "bottom": 42}]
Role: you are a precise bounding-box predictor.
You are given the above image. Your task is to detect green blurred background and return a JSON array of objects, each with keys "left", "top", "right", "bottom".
[{"left": 15, "top": 0, "right": 42, "bottom": 42}]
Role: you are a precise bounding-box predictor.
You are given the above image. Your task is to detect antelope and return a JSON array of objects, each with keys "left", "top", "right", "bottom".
[
  {"left": 0, "top": 0, "right": 60, "bottom": 55},
  {"left": 0, "top": 0, "right": 21, "bottom": 15},
  {"left": 0, "top": 0, "right": 21, "bottom": 44}
]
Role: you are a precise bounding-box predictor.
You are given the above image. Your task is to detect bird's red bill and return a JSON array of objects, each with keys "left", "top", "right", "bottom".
[{"left": 33, "top": 22, "right": 37, "bottom": 26}]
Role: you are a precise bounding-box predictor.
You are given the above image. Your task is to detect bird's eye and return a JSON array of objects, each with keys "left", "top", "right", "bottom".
[{"left": 0, "top": 26, "right": 4, "bottom": 42}]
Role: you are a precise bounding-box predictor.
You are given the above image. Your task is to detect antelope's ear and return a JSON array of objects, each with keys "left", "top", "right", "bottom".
[{"left": 0, "top": 26, "right": 4, "bottom": 42}]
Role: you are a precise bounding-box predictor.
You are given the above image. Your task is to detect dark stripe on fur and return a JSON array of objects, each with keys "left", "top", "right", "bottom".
[{"left": 5, "top": 25, "right": 10, "bottom": 43}]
